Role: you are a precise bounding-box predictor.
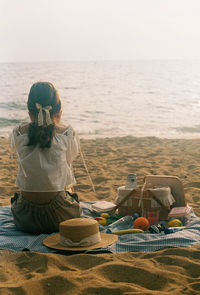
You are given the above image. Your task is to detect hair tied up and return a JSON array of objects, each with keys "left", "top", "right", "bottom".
[
  {"left": 35, "top": 103, "right": 53, "bottom": 126},
  {"left": 27, "top": 82, "right": 61, "bottom": 148}
]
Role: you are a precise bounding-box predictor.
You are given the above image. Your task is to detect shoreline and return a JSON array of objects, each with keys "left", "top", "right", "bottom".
[{"left": 1, "top": 131, "right": 200, "bottom": 140}]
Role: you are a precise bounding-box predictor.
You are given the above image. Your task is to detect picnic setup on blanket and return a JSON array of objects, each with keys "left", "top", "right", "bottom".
[{"left": 1, "top": 174, "right": 200, "bottom": 254}]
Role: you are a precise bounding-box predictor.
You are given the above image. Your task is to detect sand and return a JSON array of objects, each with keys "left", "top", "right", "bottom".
[{"left": 0, "top": 135, "right": 200, "bottom": 294}]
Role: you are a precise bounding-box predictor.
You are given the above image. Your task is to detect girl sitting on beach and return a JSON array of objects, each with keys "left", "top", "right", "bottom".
[{"left": 11, "top": 82, "right": 82, "bottom": 234}]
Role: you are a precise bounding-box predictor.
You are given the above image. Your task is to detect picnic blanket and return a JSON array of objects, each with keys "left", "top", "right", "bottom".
[{"left": 0, "top": 202, "right": 200, "bottom": 254}]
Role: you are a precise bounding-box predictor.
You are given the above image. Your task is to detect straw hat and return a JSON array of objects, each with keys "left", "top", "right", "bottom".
[{"left": 43, "top": 218, "right": 118, "bottom": 251}]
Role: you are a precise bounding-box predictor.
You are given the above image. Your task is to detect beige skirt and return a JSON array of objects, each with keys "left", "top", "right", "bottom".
[{"left": 11, "top": 191, "right": 82, "bottom": 234}]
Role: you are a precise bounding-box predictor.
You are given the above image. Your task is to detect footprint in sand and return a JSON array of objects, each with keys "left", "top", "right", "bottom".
[
  {"left": 67, "top": 254, "right": 111, "bottom": 270},
  {"left": 154, "top": 256, "right": 200, "bottom": 278},
  {"left": 42, "top": 275, "right": 75, "bottom": 294},
  {"left": 94, "top": 176, "right": 107, "bottom": 184},
  {"left": 83, "top": 286, "right": 123, "bottom": 295},
  {"left": 189, "top": 282, "right": 200, "bottom": 292},
  {"left": 187, "top": 165, "right": 196, "bottom": 170},
  {"left": 6, "top": 287, "right": 25, "bottom": 295},
  {"left": 96, "top": 263, "right": 168, "bottom": 291},
  {"left": 185, "top": 182, "right": 200, "bottom": 188},
  {"left": 192, "top": 196, "right": 200, "bottom": 203},
  {"left": 76, "top": 184, "right": 91, "bottom": 190},
  {"left": 0, "top": 187, "right": 6, "bottom": 194}
]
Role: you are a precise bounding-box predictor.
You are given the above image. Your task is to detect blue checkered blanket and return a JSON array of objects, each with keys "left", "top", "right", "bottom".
[{"left": 0, "top": 202, "right": 200, "bottom": 253}]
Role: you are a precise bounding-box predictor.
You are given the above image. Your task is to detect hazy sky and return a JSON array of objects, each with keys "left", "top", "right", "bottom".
[{"left": 1, "top": 0, "right": 200, "bottom": 62}]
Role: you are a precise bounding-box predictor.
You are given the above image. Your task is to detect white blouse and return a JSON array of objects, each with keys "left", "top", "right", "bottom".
[{"left": 11, "top": 125, "right": 79, "bottom": 192}]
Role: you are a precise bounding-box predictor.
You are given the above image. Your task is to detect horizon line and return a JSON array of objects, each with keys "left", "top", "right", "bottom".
[{"left": 0, "top": 58, "right": 200, "bottom": 64}]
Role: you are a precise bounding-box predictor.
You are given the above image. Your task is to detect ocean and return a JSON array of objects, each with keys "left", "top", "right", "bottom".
[{"left": 0, "top": 60, "right": 200, "bottom": 139}]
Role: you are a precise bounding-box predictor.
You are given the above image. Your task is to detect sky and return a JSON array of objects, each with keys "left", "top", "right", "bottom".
[{"left": 1, "top": 0, "right": 200, "bottom": 62}]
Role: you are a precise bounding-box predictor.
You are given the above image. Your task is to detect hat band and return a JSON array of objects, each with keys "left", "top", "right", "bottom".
[{"left": 60, "top": 232, "right": 101, "bottom": 247}]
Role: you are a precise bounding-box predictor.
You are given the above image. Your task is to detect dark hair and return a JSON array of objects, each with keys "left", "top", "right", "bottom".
[{"left": 27, "top": 82, "right": 61, "bottom": 148}]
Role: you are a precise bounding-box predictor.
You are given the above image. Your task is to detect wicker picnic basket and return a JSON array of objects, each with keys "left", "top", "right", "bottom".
[{"left": 115, "top": 175, "right": 186, "bottom": 220}]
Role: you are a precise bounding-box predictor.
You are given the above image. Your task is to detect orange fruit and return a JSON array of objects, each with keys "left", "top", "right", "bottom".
[{"left": 133, "top": 217, "right": 150, "bottom": 231}]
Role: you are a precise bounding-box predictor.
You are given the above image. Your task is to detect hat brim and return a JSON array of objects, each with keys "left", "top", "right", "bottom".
[{"left": 43, "top": 232, "right": 118, "bottom": 251}]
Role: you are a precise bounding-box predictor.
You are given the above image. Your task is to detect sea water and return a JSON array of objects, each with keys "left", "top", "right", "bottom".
[{"left": 1, "top": 60, "right": 200, "bottom": 139}]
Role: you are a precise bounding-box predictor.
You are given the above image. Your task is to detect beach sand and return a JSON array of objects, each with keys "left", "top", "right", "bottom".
[{"left": 1, "top": 136, "right": 200, "bottom": 294}]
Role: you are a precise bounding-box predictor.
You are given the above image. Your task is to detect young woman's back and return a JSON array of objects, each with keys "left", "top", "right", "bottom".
[{"left": 11, "top": 82, "right": 82, "bottom": 234}]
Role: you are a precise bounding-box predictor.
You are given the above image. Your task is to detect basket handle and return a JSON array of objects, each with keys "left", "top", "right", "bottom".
[
  {"left": 114, "top": 189, "right": 137, "bottom": 210},
  {"left": 138, "top": 180, "right": 147, "bottom": 216},
  {"left": 150, "top": 194, "right": 170, "bottom": 211},
  {"left": 142, "top": 175, "right": 171, "bottom": 212},
  {"left": 115, "top": 178, "right": 148, "bottom": 213}
]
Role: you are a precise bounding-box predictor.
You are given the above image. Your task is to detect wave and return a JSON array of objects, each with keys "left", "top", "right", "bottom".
[
  {"left": 0, "top": 102, "right": 26, "bottom": 111},
  {"left": 0, "top": 118, "right": 27, "bottom": 127}
]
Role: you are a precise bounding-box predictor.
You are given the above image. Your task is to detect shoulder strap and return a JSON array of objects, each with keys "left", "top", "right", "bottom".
[
  {"left": 10, "top": 128, "right": 27, "bottom": 177},
  {"left": 16, "top": 126, "right": 22, "bottom": 136},
  {"left": 62, "top": 125, "right": 75, "bottom": 136},
  {"left": 62, "top": 126, "right": 69, "bottom": 135}
]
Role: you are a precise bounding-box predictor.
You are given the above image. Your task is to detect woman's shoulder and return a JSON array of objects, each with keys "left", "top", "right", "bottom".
[
  {"left": 55, "top": 124, "right": 75, "bottom": 136},
  {"left": 54, "top": 124, "right": 68, "bottom": 134},
  {"left": 13, "top": 123, "right": 29, "bottom": 136}
]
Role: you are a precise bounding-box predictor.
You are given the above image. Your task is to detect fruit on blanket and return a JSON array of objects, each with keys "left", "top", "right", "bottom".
[
  {"left": 167, "top": 219, "right": 183, "bottom": 228},
  {"left": 133, "top": 217, "right": 150, "bottom": 231},
  {"left": 101, "top": 213, "right": 109, "bottom": 219},
  {"left": 94, "top": 217, "right": 107, "bottom": 225},
  {"left": 113, "top": 229, "right": 144, "bottom": 235}
]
